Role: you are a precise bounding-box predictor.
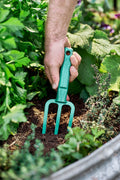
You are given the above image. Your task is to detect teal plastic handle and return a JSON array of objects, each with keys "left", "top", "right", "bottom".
[{"left": 56, "top": 47, "right": 73, "bottom": 103}]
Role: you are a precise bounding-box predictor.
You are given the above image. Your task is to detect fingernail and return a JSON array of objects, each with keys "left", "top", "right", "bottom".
[{"left": 52, "top": 83, "right": 57, "bottom": 90}]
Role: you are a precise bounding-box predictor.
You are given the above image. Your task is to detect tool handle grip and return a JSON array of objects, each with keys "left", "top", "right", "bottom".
[{"left": 56, "top": 47, "right": 73, "bottom": 102}]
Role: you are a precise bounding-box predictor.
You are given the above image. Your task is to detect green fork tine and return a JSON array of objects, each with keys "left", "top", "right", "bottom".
[{"left": 42, "top": 47, "right": 75, "bottom": 135}]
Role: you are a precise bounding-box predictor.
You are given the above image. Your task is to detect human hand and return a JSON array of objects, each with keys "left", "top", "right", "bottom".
[{"left": 44, "top": 37, "right": 81, "bottom": 98}]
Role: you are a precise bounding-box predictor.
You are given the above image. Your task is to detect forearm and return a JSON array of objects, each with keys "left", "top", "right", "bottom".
[{"left": 45, "top": 0, "right": 77, "bottom": 50}]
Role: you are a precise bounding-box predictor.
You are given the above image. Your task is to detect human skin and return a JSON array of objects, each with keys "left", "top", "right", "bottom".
[{"left": 44, "top": 0, "right": 81, "bottom": 97}]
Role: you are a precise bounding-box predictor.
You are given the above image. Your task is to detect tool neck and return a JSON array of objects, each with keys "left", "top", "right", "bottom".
[{"left": 56, "top": 87, "right": 67, "bottom": 103}]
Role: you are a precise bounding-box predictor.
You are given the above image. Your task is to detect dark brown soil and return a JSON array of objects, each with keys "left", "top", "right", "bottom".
[{"left": 7, "top": 93, "right": 87, "bottom": 154}]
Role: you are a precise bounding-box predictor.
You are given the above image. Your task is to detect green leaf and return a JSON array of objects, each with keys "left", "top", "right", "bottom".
[
  {"left": 0, "top": 87, "right": 11, "bottom": 112},
  {"left": 91, "top": 128, "right": 105, "bottom": 139},
  {"left": 3, "top": 104, "right": 26, "bottom": 123},
  {"left": 72, "top": 152, "right": 83, "bottom": 159},
  {"left": 4, "top": 65, "right": 13, "bottom": 79},
  {"left": 0, "top": 9, "right": 9, "bottom": 23},
  {"left": 0, "top": 71, "right": 6, "bottom": 86},
  {"left": 112, "top": 44, "right": 120, "bottom": 56},
  {"left": 77, "top": 49, "right": 97, "bottom": 86},
  {"left": 0, "top": 104, "right": 26, "bottom": 140},
  {"left": 4, "top": 50, "right": 31, "bottom": 67},
  {"left": 14, "top": 86, "right": 27, "bottom": 102},
  {"left": 86, "top": 83, "right": 98, "bottom": 96},
  {"left": 2, "top": 17, "right": 24, "bottom": 33},
  {"left": 88, "top": 30, "right": 111, "bottom": 58},
  {"left": 14, "top": 71, "right": 27, "bottom": 88},
  {"left": 68, "top": 79, "right": 82, "bottom": 94},
  {"left": 4, "top": 50, "right": 25, "bottom": 61},
  {"left": 2, "top": 37, "right": 16, "bottom": 50},
  {"left": 19, "top": 10, "right": 30, "bottom": 21},
  {"left": 80, "top": 88, "right": 89, "bottom": 101},
  {"left": 15, "top": 57, "right": 31, "bottom": 67},
  {"left": 67, "top": 24, "right": 94, "bottom": 49},
  {"left": 27, "top": 91, "right": 40, "bottom": 100},
  {"left": 100, "top": 55, "right": 120, "bottom": 92},
  {"left": 69, "top": 137, "right": 77, "bottom": 148}
]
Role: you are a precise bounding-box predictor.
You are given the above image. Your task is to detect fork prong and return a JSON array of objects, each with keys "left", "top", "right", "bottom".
[
  {"left": 42, "top": 99, "right": 56, "bottom": 134},
  {"left": 66, "top": 101, "right": 75, "bottom": 128},
  {"left": 54, "top": 103, "right": 63, "bottom": 135}
]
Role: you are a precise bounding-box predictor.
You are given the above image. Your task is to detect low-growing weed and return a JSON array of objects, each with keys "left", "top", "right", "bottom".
[
  {"left": 57, "top": 126, "right": 104, "bottom": 166},
  {"left": 0, "top": 124, "right": 63, "bottom": 180},
  {"left": 0, "top": 124, "right": 106, "bottom": 179}
]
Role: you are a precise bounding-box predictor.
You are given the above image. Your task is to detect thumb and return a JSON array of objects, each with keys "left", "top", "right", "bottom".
[
  {"left": 49, "top": 66, "right": 60, "bottom": 90},
  {"left": 64, "top": 37, "right": 71, "bottom": 48}
]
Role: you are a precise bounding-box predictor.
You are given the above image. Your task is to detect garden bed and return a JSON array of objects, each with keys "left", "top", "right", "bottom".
[
  {"left": 7, "top": 93, "right": 86, "bottom": 154},
  {"left": 4, "top": 92, "right": 120, "bottom": 180}
]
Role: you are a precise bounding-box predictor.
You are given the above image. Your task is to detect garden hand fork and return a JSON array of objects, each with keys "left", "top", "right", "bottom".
[{"left": 42, "top": 47, "right": 75, "bottom": 135}]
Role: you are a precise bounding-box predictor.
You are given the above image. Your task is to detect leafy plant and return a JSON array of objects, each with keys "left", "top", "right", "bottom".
[
  {"left": 67, "top": 23, "right": 120, "bottom": 100},
  {"left": 0, "top": 9, "right": 28, "bottom": 140},
  {"left": 57, "top": 126, "right": 104, "bottom": 166},
  {"left": 0, "top": 124, "right": 63, "bottom": 180},
  {"left": 0, "top": 0, "right": 48, "bottom": 140}
]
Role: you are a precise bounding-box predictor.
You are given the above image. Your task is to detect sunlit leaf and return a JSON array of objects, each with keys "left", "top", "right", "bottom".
[
  {"left": 100, "top": 54, "right": 120, "bottom": 92},
  {"left": 2, "top": 17, "right": 24, "bottom": 32},
  {"left": 0, "top": 9, "right": 9, "bottom": 23}
]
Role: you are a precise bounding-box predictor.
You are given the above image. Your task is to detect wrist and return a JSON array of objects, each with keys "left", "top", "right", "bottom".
[{"left": 45, "top": 37, "right": 65, "bottom": 53}]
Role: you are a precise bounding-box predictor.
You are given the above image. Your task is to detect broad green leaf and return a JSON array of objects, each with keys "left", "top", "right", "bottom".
[
  {"left": 4, "top": 65, "right": 13, "bottom": 79},
  {"left": 93, "top": 30, "right": 108, "bottom": 40},
  {"left": 15, "top": 71, "right": 27, "bottom": 81},
  {"left": 79, "top": 88, "right": 89, "bottom": 101},
  {"left": 0, "top": 117, "right": 10, "bottom": 140},
  {"left": 15, "top": 71, "right": 27, "bottom": 87},
  {"left": 3, "top": 104, "right": 26, "bottom": 123},
  {"left": 112, "top": 44, "right": 120, "bottom": 56},
  {"left": 67, "top": 24, "right": 94, "bottom": 49},
  {"left": 72, "top": 152, "right": 83, "bottom": 159},
  {"left": 12, "top": 86, "right": 27, "bottom": 104},
  {"left": 4, "top": 50, "right": 25, "bottom": 61},
  {"left": 37, "top": 19, "right": 44, "bottom": 32},
  {"left": 19, "top": 10, "right": 30, "bottom": 21},
  {"left": 0, "top": 87, "right": 11, "bottom": 112},
  {"left": 0, "top": 26, "right": 9, "bottom": 38},
  {"left": 0, "top": 104, "right": 26, "bottom": 140},
  {"left": 2, "top": 17, "right": 24, "bottom": 32},
  {"left": 69, "top": 137, "right": 77, "bottom": 148},
  {"left": 0, "top": 9, "right": 9, "bottom": 23},
  {"left": 4, "top": 50, "right": 31, "bottom": 67},
  {"left": 88, "top": 30, "right": 111, "bottom": 58},
  {"left": 7, "top": 64, "right": 16, "bottom": 72},
  {"left": 77, "top": 49, "right": 97, "bottom": 86},
  {"left": 15, "top": 57, "right": 31, "bottom": 67},
  {"left": 100, "top": 55, "right": 120, "bottom": 92},
  {"left": 2, "top": 37, "right": 16, "bottom": 50},
  {"left": 68, "top": 78, "right": 82, "bottom": 94}
]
